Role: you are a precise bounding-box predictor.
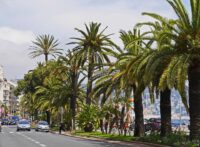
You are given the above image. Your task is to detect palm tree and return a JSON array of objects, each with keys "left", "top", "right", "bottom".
[
  {"left": 56, "top": 51, "right": 85, "bottom": 130},
  {"left": 117, "top": 29, "right": 147, "bottom": 137},
  {"left": 68, "top": 22, "right": 118, "bottom": 105},
  {"left": 35, "top": 76, "right": 71, "bottom": 117},
  {"left": 138, "top": 0, "right": 200, "bottom": 140},
  {"left": 29, "top": 34, "right": 62, "bottom": 62},
  {"left": 135, "top": 14, "right": 177, "bottom": 136},
  {"left": 29, "top": 34, "right": 62, "bottom": 124},
  {"left": 95, "top": 29, "right": 146, "bottom": 137}
]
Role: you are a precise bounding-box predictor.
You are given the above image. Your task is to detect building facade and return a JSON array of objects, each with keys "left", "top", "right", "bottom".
[{"left": 0, "top": 66, "right": 19, "bottom": 117}]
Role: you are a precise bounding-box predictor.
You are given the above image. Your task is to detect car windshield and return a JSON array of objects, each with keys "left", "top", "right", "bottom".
[
  {"left": 38, "top": 121, "right": 48, "bottom": 125},
  {"left": 19, "top": 121, "right": 29, "bottom": 124}
]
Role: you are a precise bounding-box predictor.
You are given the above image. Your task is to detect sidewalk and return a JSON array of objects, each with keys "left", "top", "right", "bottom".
[{"left": 50, "top": 131, "right": 170, "bottom": 147}]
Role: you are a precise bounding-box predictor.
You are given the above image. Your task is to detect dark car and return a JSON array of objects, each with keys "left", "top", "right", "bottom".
[
  {"left": 9, "top": 119, "right": 17, "bottom": 125},
  {"left": 8, "top": 116, "right": 19, "bottom": 125},
  {"left": 144, "top": 119, "right": 151, "bottom": 131},
  {"left": 145, "top": 118, "right": 161, "bottom": 132},
  {"left": 1, "top": 118, "right": 9, "bottom": 125}
]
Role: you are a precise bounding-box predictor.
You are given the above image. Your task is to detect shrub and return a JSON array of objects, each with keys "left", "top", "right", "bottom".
[
  {"left": 139, "top": 132, "right": 198, "bottom": 147},
  {"left": 76, "top": 104, "right": 99, "bottom": 132}
]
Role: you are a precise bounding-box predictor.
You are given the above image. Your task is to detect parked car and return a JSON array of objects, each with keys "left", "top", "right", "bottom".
[
  {"left": 17, "top": 120, "right": 31, "bottom": 131},
  {"left": 9, "top": 119, "right": 17, "bottom": 125},
  {"left": 145, "top": 118, "right": 161, "bottom": 132},
  {"left": 35, "top": 121, "right": 49, "bottom": 132},
  {"left": 9, "top": 116, "right": 19, "bottom": 125},
  {"left": 1, "top": 118, "right": 9, "bottom": 125},
  {"left": 144, "top": 119, "right": 151, "bottom": 132}
]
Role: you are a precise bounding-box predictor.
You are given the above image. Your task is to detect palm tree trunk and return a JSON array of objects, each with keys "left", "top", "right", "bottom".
[
  {"left": 100, "top": 119, "right": 104, "bottom": 133},
  {"left": 45, "top": 54, "right": 48, "bottom": 62},
  {"left": 133, "top": 85, "right": 145, "bottom": 137},
  {"left": 86, "top": 56, "right": 94, "bottom": 105},
  {"left": 188, "top": 61, "right": 200, "bottom": 140},
  {"left": 86, "top": 77, "right": 92, "bottom": 105},
  {"left": 46, "top": 110, "right": 51, "bottom": 125},
  {"left": 71, "top": 94, "right": 76, "bottom": 130},
  {"left": 44, "top": 53, "right": 50, "bottom": 124},
  {"left": 70, "top": 73, "right": 78, "bottom": 130},
  {"left": 34, "top": 109, "right": 38, "bottom": 120},
  {"left": 160, "top": 88, "right": 171, "bottom": 137},
  {"left": 120, "top": 105, "right": 125, "bottom": 135}
]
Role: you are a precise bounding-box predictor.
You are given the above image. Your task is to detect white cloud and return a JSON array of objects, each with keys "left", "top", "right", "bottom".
[
  {"left": 0, "top": 27, "right": 35, "bottom": 45},
  {"left": 0, "top": 0, "right": 185, "bottom": 79}
]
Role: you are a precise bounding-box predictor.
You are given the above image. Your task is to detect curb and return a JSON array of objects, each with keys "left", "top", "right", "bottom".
[{"left": 49, "top": 131, "right": 170, "bottom": 147}]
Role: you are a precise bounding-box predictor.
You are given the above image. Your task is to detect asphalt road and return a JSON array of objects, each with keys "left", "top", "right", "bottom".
[{"left": 0, "top": 126, "right": 134, "bottom": 147}]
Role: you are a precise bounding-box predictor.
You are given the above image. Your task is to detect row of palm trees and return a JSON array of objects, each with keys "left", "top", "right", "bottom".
[{"left": 15, "top": 0, "right": 200, "bottom": 140}]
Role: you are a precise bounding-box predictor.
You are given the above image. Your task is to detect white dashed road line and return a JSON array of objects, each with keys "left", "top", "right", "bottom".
[
  {"left": 40, "top": 144, "right": 47, "bottom": 147},
  {"left": 17, "top": 132, "right": 47, "bottom": 147}
]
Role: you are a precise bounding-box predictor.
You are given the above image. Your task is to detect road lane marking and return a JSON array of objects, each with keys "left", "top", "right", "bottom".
[
  {"left": 34, "top": 141, "right": 40, "bottom": 144},
  {"left": 17, "top": 133, "right": 47, "bottom": 147}
]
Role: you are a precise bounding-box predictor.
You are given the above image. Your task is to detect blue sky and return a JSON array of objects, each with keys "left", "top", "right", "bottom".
[{"left": 0, "top": 0, "right": 184, "bottom": 79}]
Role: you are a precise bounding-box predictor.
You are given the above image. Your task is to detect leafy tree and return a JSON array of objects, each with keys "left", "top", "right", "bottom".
[{"left": 15, "top": 64, "right": 46, "bottom": 120}]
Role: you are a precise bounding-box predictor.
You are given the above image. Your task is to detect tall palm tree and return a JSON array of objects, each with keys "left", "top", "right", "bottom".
[
  {"left": 117, "top": 29, "right": 146, "bottom": 137},
  {"left": 68, "top": 22, "right": 118, "bottom": 105},
  {"left": 135, "top": 14, "right": 177, "bottom": 136},
  {"left": 29, "top": 34, "right": 62, "bottom": 62},
  {"left": 139, "top": 0, "right": 200, "bottom": 140},
  {"left": 93, "top": 29, "right": 146, "bottom": 137},
  {"left": 29, "top": 34, "right": 62, "bottom": 124},
  {"left": 56, "top": 51, "right": 85, "bottom": 130}
]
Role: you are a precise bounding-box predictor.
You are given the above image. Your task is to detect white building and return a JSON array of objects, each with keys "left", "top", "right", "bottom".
[{"left": 0, "top": 66, "right": 19, "bottom": 117}]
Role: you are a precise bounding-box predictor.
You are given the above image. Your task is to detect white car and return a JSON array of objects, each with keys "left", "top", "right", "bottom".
[
  {"left": 17, "top": 120, "right": 31, "bottom": 131},
  {"left": 35, "top": 121, "right": 49, "bottom": 132}
]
